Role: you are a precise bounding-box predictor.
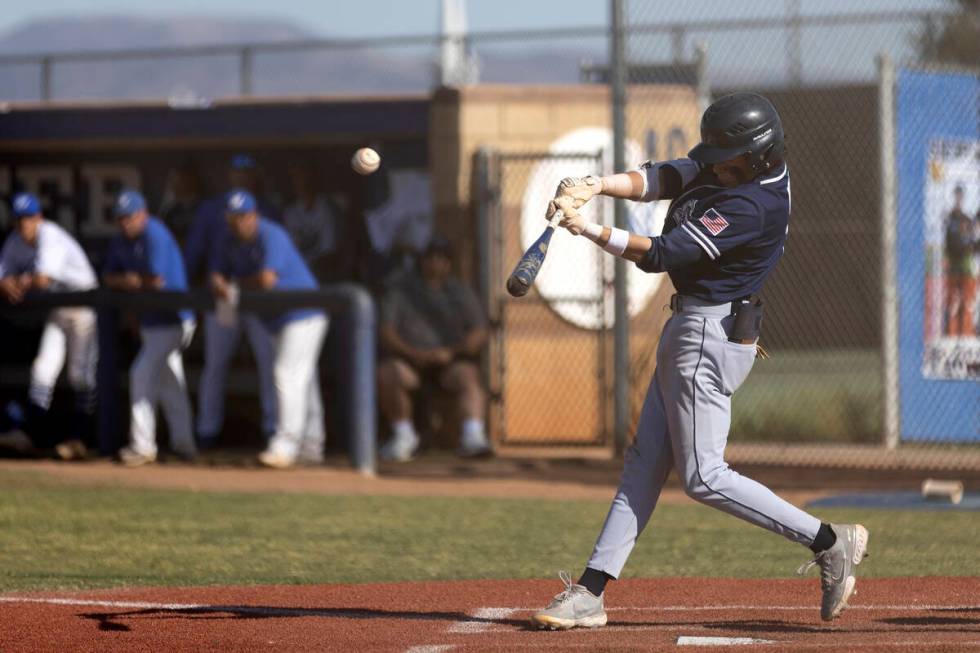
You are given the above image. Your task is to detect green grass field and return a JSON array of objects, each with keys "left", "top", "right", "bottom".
[
  {"left": 733, "top": 349, "right": 882, "bottom": 443},
  {"left": 0, "top": 469, "right": 975, "bottom": 592}
]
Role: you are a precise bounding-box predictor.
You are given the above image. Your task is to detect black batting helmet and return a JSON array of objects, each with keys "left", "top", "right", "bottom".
[{"left": 688, "top": 92, "right": 785, "bottom": 173}]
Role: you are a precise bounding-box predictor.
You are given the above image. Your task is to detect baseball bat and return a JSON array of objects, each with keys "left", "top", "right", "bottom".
[{"left": 505, "top": 209, "right": 563, "bottom": 297}]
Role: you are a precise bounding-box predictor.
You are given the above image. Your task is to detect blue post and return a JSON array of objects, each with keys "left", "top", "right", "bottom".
[{"left": 344, "top": 285, "right": 377, "bottom": 475}]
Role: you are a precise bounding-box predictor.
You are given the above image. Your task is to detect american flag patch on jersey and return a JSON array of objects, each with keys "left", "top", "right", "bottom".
[{"left": 699, "top": 208, "right": 730, "bottom": 236}]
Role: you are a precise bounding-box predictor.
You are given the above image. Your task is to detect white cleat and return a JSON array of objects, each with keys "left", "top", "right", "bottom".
[
  {"left": 798, "top": 523, "right": 870, "bottom": 621},
  {"left": 531, "top": 571, "right": 607, "bottom": 630}
]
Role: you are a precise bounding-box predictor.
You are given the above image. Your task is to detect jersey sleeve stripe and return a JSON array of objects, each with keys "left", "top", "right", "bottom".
[
  {"left": 759, "top": 164, "right": 788, "bottom": 185},
  {"left": 681, "top": 222, "right": 720, "bottom": 260}
]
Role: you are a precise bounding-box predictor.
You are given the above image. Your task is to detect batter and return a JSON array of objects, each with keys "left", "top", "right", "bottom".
[{"left": 531, "top": 93, "right": 868, "bottom": 628}]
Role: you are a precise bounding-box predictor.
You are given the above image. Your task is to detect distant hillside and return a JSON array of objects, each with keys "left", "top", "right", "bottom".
[{"left": 0, "top": 15, "right": 599, "bottom": 102}]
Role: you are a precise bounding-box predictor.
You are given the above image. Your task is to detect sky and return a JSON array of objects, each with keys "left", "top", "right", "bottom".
[{"left": 0, "top": 0, "right": 951, "bottom": 43}]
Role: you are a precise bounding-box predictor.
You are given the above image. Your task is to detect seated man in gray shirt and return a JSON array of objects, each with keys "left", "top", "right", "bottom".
[{"left": 377, "top": 234, "right": 491, "bottom": 461}]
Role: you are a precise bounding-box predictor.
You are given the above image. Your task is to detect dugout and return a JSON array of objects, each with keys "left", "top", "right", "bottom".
[{"left": 0, "top": 95, "right": 429, "bottom": 454}]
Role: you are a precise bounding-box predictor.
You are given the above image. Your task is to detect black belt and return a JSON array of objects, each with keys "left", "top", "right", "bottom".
[{"left": 669, "top": 294, "right": 752, "bottom": 315}]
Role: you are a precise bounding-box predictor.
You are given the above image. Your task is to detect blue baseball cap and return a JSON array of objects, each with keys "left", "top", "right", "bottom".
[
  {"left": 114, "top": 190, "right": 147, "bottom": 218},
  {"left": 225, "top": 189, "right": 257, "bottom": 214},
  {"left": 230, "top": 154, "right": 256, "bottom": 170},
  {"left": 11, "top": 192, "right": 41, "bottom": 219}
]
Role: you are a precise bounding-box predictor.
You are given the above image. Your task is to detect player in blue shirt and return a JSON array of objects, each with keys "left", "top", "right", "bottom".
[
  {"left": 186, "top": 154, "right": 279, "bottom": 449},
  {"left": 103, "top": 190, "right": 197, "bottom": 466},
  {"left": 211, "top": 189, "right": 328, "bottom": 469},
  {"left": 530, "top": 94, "right": 868, "bottom": 628}
]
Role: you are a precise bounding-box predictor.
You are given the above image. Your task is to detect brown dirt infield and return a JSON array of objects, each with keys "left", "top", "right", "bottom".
[{"left": 2, "top": 577, "right": 979, "bottom": 652}]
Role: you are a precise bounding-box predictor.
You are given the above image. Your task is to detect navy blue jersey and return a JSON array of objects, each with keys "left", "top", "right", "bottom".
[
  {"left": 183, "top": 194, "right": 280, "bottom": 280},
  {"left": 215, "top": 217, "right": 323, "bottom": 330},
  {"left": 104, "top": 216, "right": 191, "bottom": 326},
  {"left": 636, "top": 160, "right": 791, "bottom": 302}
]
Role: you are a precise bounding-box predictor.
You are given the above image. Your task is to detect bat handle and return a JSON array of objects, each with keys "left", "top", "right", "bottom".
[{"left": 547, "top": 209, "right": 564, "bottom": 229}]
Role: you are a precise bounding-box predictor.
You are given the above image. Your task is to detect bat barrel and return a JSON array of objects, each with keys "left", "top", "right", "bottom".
[{"left": 505, "top": 224, "right": 556, "bottom": 297}]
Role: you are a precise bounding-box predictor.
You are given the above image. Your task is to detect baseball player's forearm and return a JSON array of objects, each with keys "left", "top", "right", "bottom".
[
  {"left": 29, "top": 274, "right": 50, "bottom": 290},
  {"left": 580, "top": 224, "right": 653, "bottom": 263},
  {"left": 597, "top": 171, "right": 645, "bottom": 200},
  {"left": 239, "top": 269, "right": 278, "bottom": 290},
  {"left": 0, "top": 276, "right": 25, "bottom": 303},
  {"left": 104, "top": 272, "right": 141, "bottom": 291}
]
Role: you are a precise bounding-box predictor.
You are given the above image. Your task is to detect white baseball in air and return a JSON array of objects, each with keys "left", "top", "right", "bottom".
[{"left": 352, "top": 147, "right": 381, "bottom": 175}]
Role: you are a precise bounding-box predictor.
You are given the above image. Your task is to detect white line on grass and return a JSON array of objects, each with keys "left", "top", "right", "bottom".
[{"left": 447, "top": 607, "right": 518, "bottom": 633}]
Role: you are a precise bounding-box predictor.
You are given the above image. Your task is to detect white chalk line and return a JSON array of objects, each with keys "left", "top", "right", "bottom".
[
  {"left": 404, "top": 646, "right": 455, "bottom": 653},
  {"left": 447, "top": 607, "right": 518, "bottom": 633},
  {"left": 678, "top": 635, "right": 775, "bottom": 646}
]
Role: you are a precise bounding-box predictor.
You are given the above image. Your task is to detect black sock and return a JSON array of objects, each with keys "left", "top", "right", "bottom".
[
  {"left": 578, "top": 567, "right": 613, "bottom": 597},
  {"left": 809, "top": 523, "right": 837, "bottom": 553}
]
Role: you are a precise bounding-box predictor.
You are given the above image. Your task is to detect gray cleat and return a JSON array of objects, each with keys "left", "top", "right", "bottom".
[
  {"left": 531, "top": 571, "right": 607, "bottom": 630},
  {"left": 798, "top": 523, "right": 870, "bottom": 621}
]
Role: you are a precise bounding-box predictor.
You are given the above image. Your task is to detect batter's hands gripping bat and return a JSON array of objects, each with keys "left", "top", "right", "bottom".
[{"left": 505, "top": 209, "right": 563, "bottom": 297}]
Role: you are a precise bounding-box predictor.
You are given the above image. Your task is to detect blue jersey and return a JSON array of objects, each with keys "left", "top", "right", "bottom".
[
  {"left": 183, "top": 194, "right": 279, "bottom": 280},
  {"left": 215, "top": 217, "right": 323, "bottom": 329},
  {"left": 636, "top": 161, "right": 790, "bottom": 303},
  {"left": 104, "top": 216, "right": 192, "bottom": 326}
]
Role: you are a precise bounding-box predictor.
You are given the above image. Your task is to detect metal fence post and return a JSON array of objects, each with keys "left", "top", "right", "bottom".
[
  {"left": 40, "top": 57, "right": 52, "bottom": 102},
  {"left": 610, "top": 0, "right": 629, "bottom": 455},
  {"left": 474, "top": 147, "right": 495, "bottom": 440},
  {"left": 240, "top": 47, "right": 253, "bottom": 96},
  {"left": 878, "top": 53, "right": 900, "bottom": 449}
]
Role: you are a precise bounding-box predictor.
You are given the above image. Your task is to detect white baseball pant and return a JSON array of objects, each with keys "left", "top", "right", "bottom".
[
  {"left": 128, "top": 320, "right": 197, "bottom": 457},
  {"left": 264, "top": 314, "right": 328, "bottom": 462},
  {"left": 28, "top": 307, "right": 98, "bottom": 409},
  {"left": 197, "top": 312, "right": 278, "bottom": 438},
  {"left": 587, "top": 298, "right": 821, "bottom": 578}
]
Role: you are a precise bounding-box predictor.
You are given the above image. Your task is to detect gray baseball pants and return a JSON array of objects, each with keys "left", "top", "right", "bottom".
[{"left": 587, "top": 297, "right": 821, "bottom": 578}]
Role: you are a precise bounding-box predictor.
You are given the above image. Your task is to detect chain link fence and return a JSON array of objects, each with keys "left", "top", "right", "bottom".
[
  {"left": 623, "top": 0, "right": 979, "bottom": 469},
  {"left": 0, "top": 2, "right": 975, "bottom": 469},
  {"left": 486, "top": 152, "right": 613, "bottom": 446}
]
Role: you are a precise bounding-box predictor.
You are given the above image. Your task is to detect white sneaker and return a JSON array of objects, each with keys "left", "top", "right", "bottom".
[
  {"left": 118, "top": 446, "right": 156, "bottom": 467},
  {"left": 456, "top": 429, "right": 493, "bottom": 458},
  {"left": 379, "top": 431, "right": 419, "bottom": 462},
  {"left": 258, "top": 448, "right": 296, "bottom": 469}
]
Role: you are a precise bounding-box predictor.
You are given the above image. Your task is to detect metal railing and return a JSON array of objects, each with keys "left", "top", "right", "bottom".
[{"left": 0, "top": 9, "right": 947, "bottom": 102}]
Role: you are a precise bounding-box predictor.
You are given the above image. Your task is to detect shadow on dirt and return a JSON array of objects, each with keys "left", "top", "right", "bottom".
[{"left": 79, "top": 605, "right": 528, "bottom": 633}]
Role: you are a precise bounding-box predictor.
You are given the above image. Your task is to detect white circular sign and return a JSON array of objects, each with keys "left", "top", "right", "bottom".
[{"left": 520, "top": 127, "right": 669, "bottom": 330}]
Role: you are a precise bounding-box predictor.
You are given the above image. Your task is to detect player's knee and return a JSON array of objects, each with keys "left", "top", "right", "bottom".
[
  {"left": 681, "top": 463, "right": 734, "bottom": 502},
  {"left": 679, "top": 473, "right": 711, "bottom": 501}
]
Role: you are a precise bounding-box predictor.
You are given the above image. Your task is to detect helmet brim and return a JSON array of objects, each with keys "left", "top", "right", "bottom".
[{"left": 688, "top": 142, "right": 747, "bottom": 165}]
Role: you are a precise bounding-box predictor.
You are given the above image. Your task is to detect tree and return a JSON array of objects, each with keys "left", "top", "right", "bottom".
[{"left": 919, "top": 0, "right": 980, "bottom": 67}]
